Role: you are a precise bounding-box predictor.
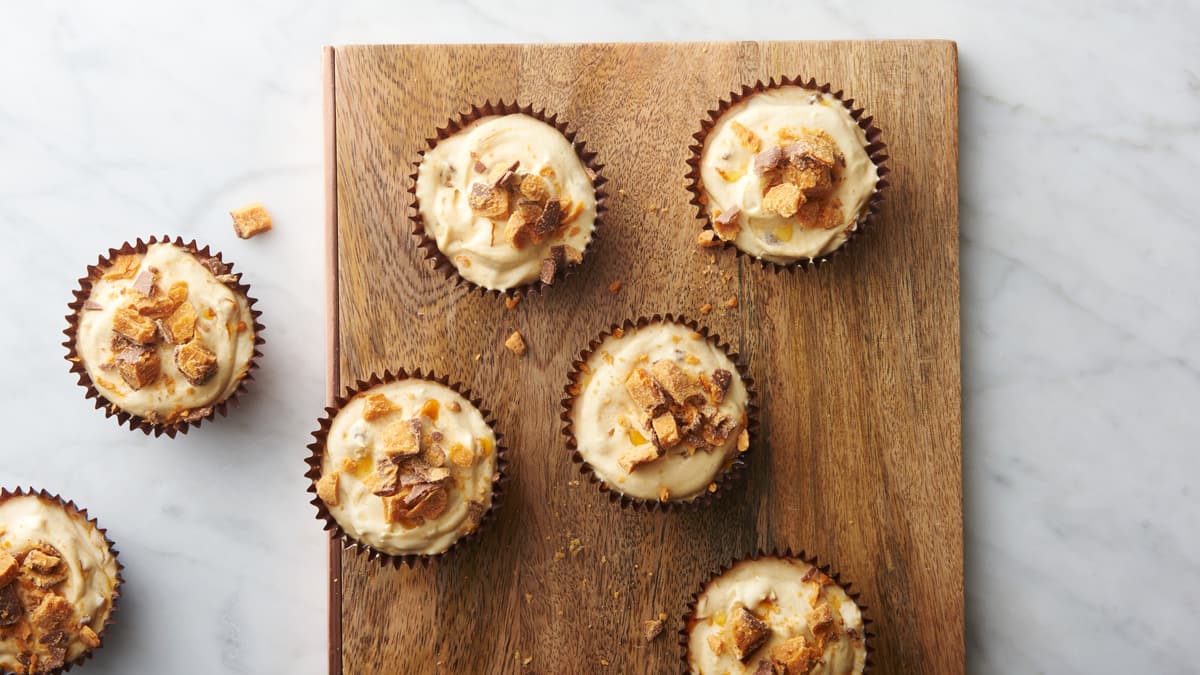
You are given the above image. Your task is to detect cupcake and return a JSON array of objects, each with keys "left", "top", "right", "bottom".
[
  {"left": 691, "top": 79, "right": 887, "bottom": 267},
  {"left": 65, "top": 237, "right": 262, "bottom": 436},
  {"left": 0, "top": 489, "right": 121, "bottom": 674},
  {"left": 307, "top": 373, "right": 504, "bottom": 564},
  {"left": 684, "top": 554, "right": 868, "bottom": 675},
  {"left": 563, "top": 316, "right": 753, "bottom": 507},
  {"left": 411, "top": 102, "right": 603, "bottom": 295}
]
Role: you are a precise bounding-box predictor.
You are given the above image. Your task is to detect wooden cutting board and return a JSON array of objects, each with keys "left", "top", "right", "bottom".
[{"left": 322, "top": 41, "right": 960, "bottom": 674}]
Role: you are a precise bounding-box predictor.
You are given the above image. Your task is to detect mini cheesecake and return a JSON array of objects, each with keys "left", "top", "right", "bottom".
[
  {"left": 0, "top": 493, "right": 120, "bottom": 674},
  {"left": 686, "top": 557, "right": 867, "bottom": 675},
  {"left": 569, "top": 321, "right": 750, "bottom": 503},
  {"left": 699, "top": 86, "right": 879, "bottom": 264},
  {"left": 314, "top": 378, "right": 499, "bottom": 557},
  {"left": 73, "top": 242, "right": 256, "bottom": 428},
  {"left": 414, "top": 112, "right": 597, "bottom": 291}
]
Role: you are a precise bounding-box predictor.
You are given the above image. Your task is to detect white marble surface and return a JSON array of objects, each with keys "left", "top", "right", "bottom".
[{"left": 1, "top": 1, "right": 1196, "bottom": 673}]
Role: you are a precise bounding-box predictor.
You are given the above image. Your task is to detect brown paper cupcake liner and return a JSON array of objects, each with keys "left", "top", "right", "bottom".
[
  {"left": 304, "top": 369, "right": 510, "bottom": 568},
  {"left": 407, "top": 100, "right": 608, "bottom": 300},
  {"left": 0, "top": 486, "right": 124, "bottom": 675},
  {"left": 678, "top": 549, "right": 875, "bottom": 674},
  {"left": 559, "top": 314, "right": 759, "bottom": 512},
  {"left": 685, "top": 76, "right": 890, "bottom": 272},
  {"left": 62, "top": 235, "right": 266, "bottom": 438}
]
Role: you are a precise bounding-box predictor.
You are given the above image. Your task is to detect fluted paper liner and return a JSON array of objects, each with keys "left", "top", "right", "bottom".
[
  {"left": 560, "top": 314, "right": 758, "bottom": 512},
  {"left": 679, "top": 549, "right": 875, "bottom": 674},
  {"left": 407, "top": 100, "right": 608, "bottom": 299},
  {"left": 0, "top": 487, "right": 124, "bottom": 674},
  {"left": 685, "top": 76, "right": 890, "bottom": 272},
  {"left": 304, "top": 370, "right": 509, "bottom": 568},
  {"left": 63, "top": 235, "right": 265, "bottom": 438}
]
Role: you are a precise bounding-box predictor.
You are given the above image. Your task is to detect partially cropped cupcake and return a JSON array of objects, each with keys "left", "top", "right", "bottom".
[
  {"left": 413, "top": 103, "right": 601, "bottom": 294},
  {"left": 685, "top": 555, "right": 867, "bottom": 675},
  {"left": 693, "top": 80, "right": 885, "bottom": 266},
  {"left": 564, "top": 317, "right": 752, "bottom": 506},
  {"left": 0, "top": 489, "right": 121, "bottom": 674},
  {"left": 66, "top": 238, "right": 260, "bottom": 435},
  {"left": 308, "top": 374, "right": 503, "bottom": 562}
]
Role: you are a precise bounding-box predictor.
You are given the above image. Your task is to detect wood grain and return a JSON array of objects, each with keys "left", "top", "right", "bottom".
[{"left": 325, "top": 41, "right": 960, "bottom": 674}]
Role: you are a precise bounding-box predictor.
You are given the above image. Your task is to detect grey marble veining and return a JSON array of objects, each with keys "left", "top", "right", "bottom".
[{"left": 0, "top": 1, "right": 1196, "bottom": 673}]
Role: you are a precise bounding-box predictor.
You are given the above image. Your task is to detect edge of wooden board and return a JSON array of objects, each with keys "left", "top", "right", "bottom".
[{"left": 321, "top": 44, "right": 344, "bottom": 675}]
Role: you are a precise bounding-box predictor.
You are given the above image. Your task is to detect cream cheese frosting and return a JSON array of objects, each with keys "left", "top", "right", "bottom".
[
  {"left": 319, "top": 379, "right": 498, "bottom": 556},
  {"left": 571, "top": 322, "right": 749, "bottom": 502},
  {"left": 687, "top": 558, "right": 867, "bottom": 675},
  {"left": 415, "top": 113, "right": 597, "bottom": 290},
  {"left": 74, "top": 243, "right": 256, "bottom": 423},
  {"left": 0, "top": 495, "right": 120, "bottom": 672},
  {"left": 700, "top": 87, "right": 879, "bottom": 263}
]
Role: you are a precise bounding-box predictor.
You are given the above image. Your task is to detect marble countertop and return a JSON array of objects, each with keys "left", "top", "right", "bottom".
[{"left": 1, "top": 1, "right": 1196, "bottom": 673}]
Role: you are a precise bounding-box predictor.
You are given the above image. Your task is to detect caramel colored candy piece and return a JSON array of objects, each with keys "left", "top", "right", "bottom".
[
  {"left": 135, "top": 281, "right": 188, "bottom": 318},
  {"left": 174, "top": 340, "right": 218, "bottom": 385},
  {"left": 617, "top": 442, "right": 661, "bottom": 473},
  {"left": 651, "top": 413, "right": 680, "bottom": 449},
  {"left": 713, "top": 206, "right": 742, "bottom": 240},
  {"left": 29, "top": 594, "right": 73, "bottom": 632},
  {"left": 624, "top": 368, "right": 666, "bottom": 412},
  {"left": 728, "top": 606, "right": 772, "bottom": 661},
  {"left": 519, "top": 174, "right": 550, "bottom": 202},
  {"left": 468, "top": 182, "right": 511, "bottom": 219},
  {"left": 807, "top": 602, "right": 836, "bottom": 642},
  {"left": 157, "top": 301, "right": 197, "bottom": 345},
  {"left": 730, "top": 121, "right": 762, "bottom": 153},
  {"left": 230, "top": 202, "right": 274, "bottom": 239},
  {"left": 112, "top": 303, "right": 157, "bottom": 344},
  {"left": 505, "top": 331, "right": 527, "bottom": 357},
  {"left": 503, "top": 201, "right": 541, "bottom": 249},
  {"left": 316, "top": 471, "right": 340, "bottom": 507},
  {"left": 763, "top": 183, "right": 803, "bottom": 218},
  {"left": 769, "top": 635, "right": 820, "bottom": 674},
  {"left": 382, "top": 418, "right": 423, "bottom": 458},
  {"left": 79, "top": 625, "right": 102, "bottom": 648},
  {"left": 362, "top": 393, "right": 398, "bottom": 422},
  {"left": 408, "top": 485, "right": 449, "bottom": 521},
  {"left": 0, "top": 554, "right": 17, "bottom": 587},
  {"left": 117, "top": 347, "right": 161, "bottom": 391},
  {"left": 650, "top": 359, "right": 705, "bottom": 405},
  {"left": 101, "top": 254, "right": 141, "bottom": 280}
]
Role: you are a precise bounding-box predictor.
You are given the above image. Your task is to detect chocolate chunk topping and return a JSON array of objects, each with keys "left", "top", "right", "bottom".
[
  {"left": 39, "top": 629, "right": 71, "bottom": 648},
  {"left": 533, "top": 198, "right": 562, "bottom": 238},
  {"left": 714, "top": 206, "right": 741, "bottom": 227},
  {"left": 201, "top": 258, "right": 226, "bottom": 276},
  {"left": 540, "top": 256, "right": 558, "bottom": 285},
  {"left": 492, "top": 160, "right": 520, "bottom": 188},
  {"left": 540, "top": 245, "right": 567, "bottom": 285},
  {"left": 402, "top": 481, "right": 441, "bottom": 507},
  {"left": 0, "top": 584, "right": 22, "bottom": 626},
  {"left": 83, "top": 299, "right": 103, "bottom": 311},
  {"left": 183, "top": 406, "right": 214, "bottom": 423},
  {"left": 466, "top": 499, "right": 487, "bottom": 526},
  {"left": 711, "top": 369, "right": 733, "bottom": 402},
  {"left": 753, "top": 145, "right": 784, "bottom": 175},
  {"left": 131, "top": 269, "right": 156, "bottom": 296},
  {"left": 372, "top": 457, "right": 401, "bottom": 497},
  {"left": 473, "top": 159, "right": 487, "bottom": 174}
]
